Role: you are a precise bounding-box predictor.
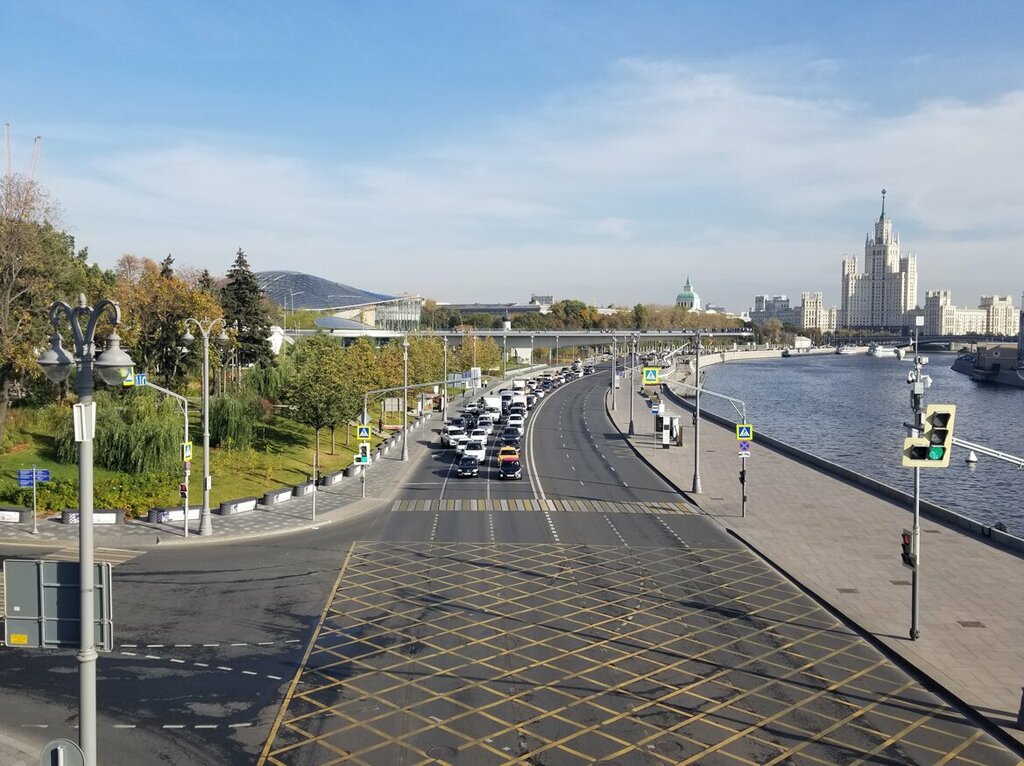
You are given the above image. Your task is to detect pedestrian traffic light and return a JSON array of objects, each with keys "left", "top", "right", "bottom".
[
  {"left": 902, "top": 403, "right": 956, "bottom": 468},
  {"left": 357, "top": 442, "right": 371, "bottom": 465},
  {"left": 179, "top": 483, "right": 188, "bottom": 499},
  {"left": 901, "top": 529, "right": 916, "bottom": 569}
]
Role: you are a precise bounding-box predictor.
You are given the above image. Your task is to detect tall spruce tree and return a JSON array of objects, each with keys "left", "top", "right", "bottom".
[{"left": 220, "top": 248, "right": 273, "bottom": 367}]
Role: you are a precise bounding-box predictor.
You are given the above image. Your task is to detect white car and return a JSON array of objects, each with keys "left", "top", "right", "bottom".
[
  {"left": 476, "top": 417, "right": 494, "bottom": 435},
  {"left": 453, "top": 433, "right": 471, "bottom": 453},
  {"left": 463, "top": 441, "right": 486, "bottom": 462},
  {"left": 469, "top": 428, "right": 489, "bottom": 445},
  {"left": 506, "top": 414, "right": 525, "bottom": 435},
  {"left": 441, "top": 426, "right": 466, "bottom": 448}
]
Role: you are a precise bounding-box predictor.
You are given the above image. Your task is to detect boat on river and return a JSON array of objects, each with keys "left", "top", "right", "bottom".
[
  {"left": 952, "top": 345, "right": 1024, "bottom": 389},
  {"left": 836, "top": 345, "right": 859, "bottom": 355},
  {"left": 867, "top": 344, "right": 898, "bottom": 358}
]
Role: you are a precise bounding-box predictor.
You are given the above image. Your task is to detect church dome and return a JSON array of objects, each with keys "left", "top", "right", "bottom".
[{"left": 675, "top": 276, "right": 701, "bottom": 309}]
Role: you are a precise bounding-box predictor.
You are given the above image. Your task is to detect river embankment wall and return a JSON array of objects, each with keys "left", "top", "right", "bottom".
[{"left": 661, "top": 372, "right": 1024, "bottom": 555}]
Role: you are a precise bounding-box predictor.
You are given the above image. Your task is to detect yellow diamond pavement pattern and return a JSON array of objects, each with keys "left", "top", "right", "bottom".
[{"left": 263, "top": 541, "right": 1020, "bottom": 765}]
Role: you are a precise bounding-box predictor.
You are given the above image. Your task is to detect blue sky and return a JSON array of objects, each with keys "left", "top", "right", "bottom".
[{"left": 4, "top": 1, "right": 1023, "bottom": 311}]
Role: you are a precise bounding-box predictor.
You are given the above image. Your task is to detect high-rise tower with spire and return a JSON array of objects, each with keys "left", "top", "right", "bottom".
[{"left": 840, "top": 190, "right": 918, "bottom": 329}]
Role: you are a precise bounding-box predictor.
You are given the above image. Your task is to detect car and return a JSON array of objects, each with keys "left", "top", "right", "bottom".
[
  {"left": 476, "top": 417, "right": 494, "bottom": 436},
  {"left": 500, "top": 426, "right": 521, "bottom": 441},
  {"left": 441, "top": 426, "right": 466, "bottom": 448},
  {"left": 506, "top": 415, "right": 525, "bottom": 435},
  {"left": 496, "top": 446, "right": 520, "bottom": 465},
  {"left": 456, "top": 455, "right": 480, "bottom": 478},
  {"left": 447, "top": 417, "right": 466, "bottom": 429},
  {"left": 453, "top": 434, "right": 471, "bottom": 453},
  {"left": 525, "top": 393, "right": 537, "bottom": 409},
  {"left": 498, "top": 459, "right": 523, "bottom": 480},
  {"left": 469, "top": 428, "right": 489, "bottom": 445},
  {"left": 583, "top": 365, "right": 595, "bottom": 375},
  {"left": 463, "top": 441, "right": 486, "bottom": 462}
]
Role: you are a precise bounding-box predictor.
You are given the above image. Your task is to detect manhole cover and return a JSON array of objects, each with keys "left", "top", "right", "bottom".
[{"left": 427, "top": 745, "right": 459, "bottom": 758}]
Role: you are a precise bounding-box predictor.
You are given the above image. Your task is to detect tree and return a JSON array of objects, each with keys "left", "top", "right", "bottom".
[
  {"left": 763, "top": 318, "right": 783, "bottom": 344},
  {"left": 0, "top": 174, "right": 81, "bottom": 448},
  {"left": 220, "top": 248, "right": 273, "bottom": 367},
  {"left": 288, "top": 334, "right": 347, "bottom": 467},
  {"left": 113, "top": 255, "right": 223, "bottom": 388},
  {"left": 632, "top": 304, "right": 649, "bottom": 330}
]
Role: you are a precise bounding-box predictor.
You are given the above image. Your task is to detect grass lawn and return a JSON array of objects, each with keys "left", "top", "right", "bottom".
[{"left": 0, "top": 405, "right": 387, "bottom": 514}]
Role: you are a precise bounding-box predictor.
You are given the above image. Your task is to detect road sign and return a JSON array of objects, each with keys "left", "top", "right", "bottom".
[
  {"left": 16, "top": 468, "right": 49, "bottom": 486},
  {"left": 738, "top": 440, "right": 751, "bottom": 458},
  {"left": 357, "top": 425, "right": 371, "bottom": 440},
  {"left": 181, "top": 441, "right": 193, "bottom": 461},
  {"left": 3, "top": 559, "right": 113, "bottom": 650},
  {"left": 41, "top": 739, "right": 85, "bottom": 766},
  {"left": 736, "top": 424, "right": 754, "bottom": 441},
  {"left": 121, "top": 367, "right": 136, "bottom": 386},
  {"left": 642, "top": 367, "right": 659, "bottom": 385},
  {"left": 133, "top": 372, "right": 147, "bottom": 386}
]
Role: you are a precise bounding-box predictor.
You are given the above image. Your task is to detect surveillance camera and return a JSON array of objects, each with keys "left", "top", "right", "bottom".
[
  {"left": 906, "top": 371, "right": 915, "bottom": 384},
  {"left": 922, "top": 375, "right": 932, "bottom": 389}
]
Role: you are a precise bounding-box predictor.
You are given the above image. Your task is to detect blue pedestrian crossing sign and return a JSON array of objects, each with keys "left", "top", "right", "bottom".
[
  {"left": 736, "top": 424, "right": 754, "bottom": 441},
  {"left": 642, "top": 367, "right": 659, "bottom": 385},
  {"left": 357, "top": 425, "right": 371, "bottom": 440}
]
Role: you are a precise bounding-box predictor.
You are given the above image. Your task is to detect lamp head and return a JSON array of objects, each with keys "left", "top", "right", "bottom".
[
  {"left": 38, "top": 333, "right": 74, "bottom": 383},
  {"left": 181, "top": 329, "right": 195, "bottom": 346},
  {"left": 216, "top": 328, "right": 231, "bottom": 346},
  {"left": 95, "top": 331, "right": 136, "bottom": 386}
]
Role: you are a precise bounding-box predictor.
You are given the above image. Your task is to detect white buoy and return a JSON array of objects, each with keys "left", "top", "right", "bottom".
[{"left": 966, "top": 450, "right": 978, "bottom": 464}]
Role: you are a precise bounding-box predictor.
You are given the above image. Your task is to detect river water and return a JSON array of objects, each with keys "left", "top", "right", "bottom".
[{"left": 699, "top": 352, "right": 1024, "bottom": 536}]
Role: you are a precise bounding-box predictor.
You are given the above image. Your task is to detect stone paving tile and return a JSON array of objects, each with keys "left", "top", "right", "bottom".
[{"left": 607, "top": 373, "right": 1024, "bottom": 748}]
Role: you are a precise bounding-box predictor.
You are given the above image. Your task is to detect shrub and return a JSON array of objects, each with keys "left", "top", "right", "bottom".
[
  {"left": 210, "top": 392, "right": 260, "bottom": 450},
  {"left": 52, "top": 390, "right": 181, "bottom": 474}
]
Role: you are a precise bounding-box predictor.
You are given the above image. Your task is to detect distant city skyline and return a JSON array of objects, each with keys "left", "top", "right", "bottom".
[{"left": 4, "top": 2, "right": 1023, "bottom": 310}]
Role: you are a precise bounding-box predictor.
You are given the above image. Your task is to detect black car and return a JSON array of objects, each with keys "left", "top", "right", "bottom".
[
  {"left": 498, "top": 459, "right": 522, "bottom": 480},
  {"left": 456, "top": 455, "right": 480, "bottom": 478},
  {"left": 498, "top": 435, "right": 521, "bottom": 450}
]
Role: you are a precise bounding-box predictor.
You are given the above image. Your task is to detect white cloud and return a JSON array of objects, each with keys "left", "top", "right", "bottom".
[{"left": 43, "top": 59, "right": 1024, "bottom": 308}]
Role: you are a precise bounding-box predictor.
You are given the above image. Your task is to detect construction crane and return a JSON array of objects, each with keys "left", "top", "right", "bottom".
[{"left": 3, "top": 123, "right": 42, "bottom": 179}]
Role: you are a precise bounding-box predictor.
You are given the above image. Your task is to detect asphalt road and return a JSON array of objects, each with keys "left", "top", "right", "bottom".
[{"left": 2, "top": 368, "right": 1020, "bottom": 765}]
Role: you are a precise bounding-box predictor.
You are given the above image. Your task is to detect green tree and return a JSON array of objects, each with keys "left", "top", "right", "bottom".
[
  {"left": 632, "top": 303, "right": 649, "bottom": 329},
  {"left": 288, "top": 333, "right": 348, "bottom": 467},
  {"left": 0, "top": 175, "right": 82, "bottom": 448},
  {"left": 220, "top": 248, "right": 273, "bottom": 367}
]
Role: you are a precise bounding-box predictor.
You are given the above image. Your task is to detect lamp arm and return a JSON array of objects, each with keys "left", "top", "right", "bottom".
[
  {"left": 83, "top": 299, "right": 121, "bottom": 344},
  {"left": 48, "top": 301, "right": 85, "bottom": 352}
]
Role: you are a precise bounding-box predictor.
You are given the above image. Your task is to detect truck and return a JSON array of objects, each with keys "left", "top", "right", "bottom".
[
  {"left": 512, "top": 379, "right": 527, "bottom": 391},
  {"left": 481, "top": 395, "right": 502, "bottom": 413}
]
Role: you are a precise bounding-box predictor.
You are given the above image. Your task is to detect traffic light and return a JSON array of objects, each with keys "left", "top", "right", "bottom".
[
  {"left": 179, "top": 482, "right": 188, "bottom": 499},
  {"left": 901, "top": 529, "right": 916, "bottom": 569},
  {"left": 357, "top": 442, "right": 371, "bottom": 465},
  {"left": 902, "top": 403, "right": 956, "bottom": 468}
]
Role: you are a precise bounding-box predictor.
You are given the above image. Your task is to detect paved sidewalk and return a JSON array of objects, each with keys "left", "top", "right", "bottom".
[{"left": 607, "top": 373, "right": 1024, "bottom": 748}]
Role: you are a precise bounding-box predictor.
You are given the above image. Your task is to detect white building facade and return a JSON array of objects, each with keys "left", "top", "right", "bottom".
[
  {"left": 840, "top": 192, "right": 918, "bottom": 330},
  {"left": 924, "top": 291, "right": 1017, "bottom": 336}
]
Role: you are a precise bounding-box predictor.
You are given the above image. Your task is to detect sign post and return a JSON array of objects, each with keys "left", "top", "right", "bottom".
[{"left": 17, "top": 467, "right": 50, "bottom": 534}]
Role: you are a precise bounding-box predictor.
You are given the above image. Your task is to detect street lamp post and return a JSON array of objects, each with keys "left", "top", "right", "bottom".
[
  {"left": 628, "top": 335, "right": 636, "bottom": 435},
  {"left": 402, "top": 336, "right": 410, "bottom": 461},
  {"left": 610, "top": 335, "right": 616, "bottom": 410},
  {"left": 692, "top": 331, "right": 703, "bottom": 494},
  {"left": 38, "top": 294, "right": 135, "bottom": 766},
  {"left": 530, "top": 335, "right": 535, "bottom": 367},
  {"left": 182, "top": 318, "right": 229, "bottom": 535},
  {"left": 503, "top": 334, "right": 507, "bottom": 379},
  {"left": 442, "top": 336, "right": 448, "bottom": 419}
]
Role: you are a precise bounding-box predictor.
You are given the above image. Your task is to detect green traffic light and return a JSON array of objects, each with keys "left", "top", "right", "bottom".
[{"left": 927, "top": 445, "right": 945, "bottom": 460}]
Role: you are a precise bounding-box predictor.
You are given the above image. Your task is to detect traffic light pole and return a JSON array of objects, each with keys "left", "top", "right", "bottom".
[{"left": 909, "top": 320, "right": 924, "bottom": 641}]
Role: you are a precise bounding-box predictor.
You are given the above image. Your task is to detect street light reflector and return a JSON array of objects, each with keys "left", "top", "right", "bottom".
[
  {"left": 181, "top": 329, "right": 195, "bottom": 345},
  {"left": 38, "top": 333, "right": 74, "bottom": 382},
  {"left": 216, "top": 328, "right": 230, "bottom": 345},
  {"left": 95, "top": 331, "right": 136, "bottom": 386}
]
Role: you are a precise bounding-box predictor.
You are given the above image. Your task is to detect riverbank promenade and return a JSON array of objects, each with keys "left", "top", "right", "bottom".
[{"left": 607, "top": 372, "right": 1024, "bottom": 748}]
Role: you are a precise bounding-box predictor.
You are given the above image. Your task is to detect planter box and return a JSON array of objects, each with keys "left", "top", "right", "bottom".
[
  {"left": 0, "top": 505, "right": 30, "bottom": 524},
  {"left": 216, "top": 497, "right": 258, "bottom": 516},
  {"left": 148, "top": 506, "right": 202, "bottom": 524},
  {"left": 262, "top": 487, "right": 294, "bottom": 506},
  {"left": 343, "top": 464, "right": 362, "bottom": 477},
  {"left": 320, "top": 471, "right": 343, "bottom": 487},
  {"left": 61, "top": 509, "right": 124, "bottom": 525},
  {"left": 292, "top": 482, "right": 314, "bottom": 498}
]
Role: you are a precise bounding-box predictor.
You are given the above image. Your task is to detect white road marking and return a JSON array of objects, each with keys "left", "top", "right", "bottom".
[
  {"left": 194, "top": 662, "right": 209, "bottom": 667},
  {"left": 195, "top": 724, "right": 218, "bottom": 729},
  {"left": 267, "top": 674, "right": 282, "bottom": 680},
  {"left": 170, "top": 658, "right": 186, "bottom": 664},
  {"left": 113, "top": 724, "right": 136, "bottom": 729}
]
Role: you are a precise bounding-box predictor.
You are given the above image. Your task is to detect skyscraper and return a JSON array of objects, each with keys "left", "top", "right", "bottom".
[{"left": 840, "top": 191, "right": 918, "bottom": 330}]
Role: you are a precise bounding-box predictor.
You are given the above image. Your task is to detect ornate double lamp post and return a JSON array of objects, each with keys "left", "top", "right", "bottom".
[
  {"left": 181, "top": 318, "right": 230, "bottom": 536},
  {"left": 37, "top": 294, "right": 135, "bottom": 766}
]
